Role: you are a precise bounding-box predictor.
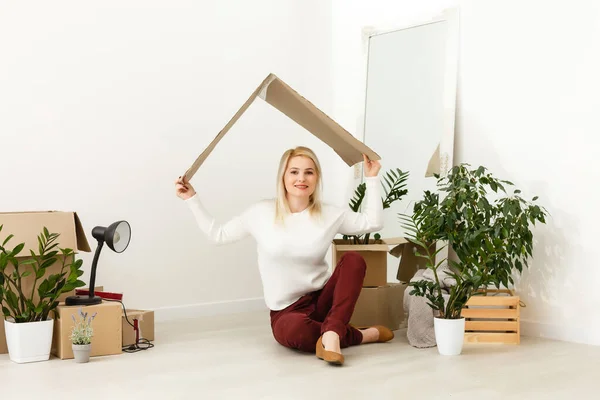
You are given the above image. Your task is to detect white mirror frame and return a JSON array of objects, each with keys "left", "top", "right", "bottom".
[{"left": 357, "top": 8, "right": 460, "bottom": 276}]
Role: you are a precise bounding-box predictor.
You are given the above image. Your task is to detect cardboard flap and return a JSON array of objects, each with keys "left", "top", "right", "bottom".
[
  {"left": 425, "top": 143, "right": 440, "bottom": 177},
  {"left": 184, "top": 73, "right": 380, "bottom": 180},
  {"left": 0, "top": 211, "right": 91, "bottom": 254},
  {"left": 396, "top": 241, "right": 436, "bottom": 283},
  {"left": 73, "top": 212, "right": 91, "bottom": 252},
  {"left": 263, "top": 76, "right": 379, "bottom": 166},
  {"left": 389, "top": 243, "right": 405, "bottom": 258},
  {"left": 184, "top": 74, "right": 275, "bottom": 180}
]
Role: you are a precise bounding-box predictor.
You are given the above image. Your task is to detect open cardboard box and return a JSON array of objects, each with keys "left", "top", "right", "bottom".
[
  {"left": 390, "top": 239, "right": 436, "bottom": 283},
  {"left": 123, "top": 309, "right": 155, "bottom": 347},
  {"left": 184, "top": 73, "right": 379, "bottom": 180},
  {"left": 52, "top": 301, "right": 122, "bottom": 360},
  {"left": 351, "top": 282, "right": 407, "bottom": 330},
  {"left": 332, "top": 238, "right": 408, "bottom": 287},
  {"left": 0, "top": 211, "right": 91, "bottom": 354}
]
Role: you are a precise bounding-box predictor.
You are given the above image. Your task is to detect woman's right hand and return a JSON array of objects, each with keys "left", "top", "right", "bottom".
[{"left": 175, "top": 176, "right": 196, "bottom": 200}]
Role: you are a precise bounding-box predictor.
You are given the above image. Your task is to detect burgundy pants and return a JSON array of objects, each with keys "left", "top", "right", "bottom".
[{"left": 269, "top": 251, "right": 366, "bottom": 353}]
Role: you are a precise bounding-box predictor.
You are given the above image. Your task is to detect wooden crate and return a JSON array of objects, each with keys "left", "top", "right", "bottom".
[{"left": 461, "top": 289, "right": 520, "bottom": 344}]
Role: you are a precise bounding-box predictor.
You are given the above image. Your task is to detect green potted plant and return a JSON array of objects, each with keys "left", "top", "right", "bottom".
[
  {"left": 401, "top": 163, "right": 548, "bottom": 355},
  {"left": 0, "top": 225, "right": 86, "bottom": 363},
  {"left": 70, "top": 308, "right": 96, "bottom": 363},
  {"left": 343, "top": 167, "right": 409, "bottom": 244}
]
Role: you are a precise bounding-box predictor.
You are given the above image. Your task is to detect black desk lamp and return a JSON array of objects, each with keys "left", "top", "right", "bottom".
[{"left": 65, "top": 221, "right": 131, "bottom": 306}]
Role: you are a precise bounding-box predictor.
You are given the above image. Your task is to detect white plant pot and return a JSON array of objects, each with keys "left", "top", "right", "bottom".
[
  {"left": 4, "top": 318, "right": 54, "bottom": 363},
  {"left": 72, "top": 343, "right": 91, "bottom": 363},
  {"left": 434, "top": 317, "right": 465, "bottom": 356}
]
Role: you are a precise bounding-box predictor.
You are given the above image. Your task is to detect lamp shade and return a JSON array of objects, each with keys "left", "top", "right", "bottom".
[{"left": 105, "top": 220, "right": 131, "bottom": 253}]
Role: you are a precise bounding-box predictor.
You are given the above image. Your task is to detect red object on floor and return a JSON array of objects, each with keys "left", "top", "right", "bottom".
[{"left": 75, "top": 289, "right": 123, "bottom": 301}]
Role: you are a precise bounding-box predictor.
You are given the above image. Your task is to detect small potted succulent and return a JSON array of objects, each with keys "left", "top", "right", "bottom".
[{"left": 70, "top": 308, "right": 96, "bottom": 363}]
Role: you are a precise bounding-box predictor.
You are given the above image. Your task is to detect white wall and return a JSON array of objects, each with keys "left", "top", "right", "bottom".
[
  {"left": 0, "top": 0, "right": 347, "bottom": 319},
  {"left": 332, "top": 0, "right": 600, "bottom": 345}
]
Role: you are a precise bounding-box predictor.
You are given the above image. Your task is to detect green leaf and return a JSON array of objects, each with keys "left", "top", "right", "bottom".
[
  {"left": 40, "top": 258, "right": 56, "bottom": 269},
  {"left": 2, "top": 234, "right": 14, "bottom": 246},
  {"left": 22, "top": 271, "right": 32, "bottom": 278},
  {"left": 11, "top": 243, "right": 25, "bottom": 257},
  {"left": 6, "top": 291, "right": 19, "bottom": 310},
  {"left": 532, "top": 196, "right": 539, "bottom": 201}
]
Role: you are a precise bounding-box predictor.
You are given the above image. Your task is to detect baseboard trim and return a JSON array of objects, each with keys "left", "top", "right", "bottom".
[
  {"left": 521, "top": 319, "right": 600, "bottom": 346},
  {"left": 154, "top": 297, "right": 267, "bottom": 323}
]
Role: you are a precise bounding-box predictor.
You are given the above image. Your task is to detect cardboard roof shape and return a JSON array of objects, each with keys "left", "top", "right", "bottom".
[{"left": 184, "top": 73, "right": 380, "bottom": 180}]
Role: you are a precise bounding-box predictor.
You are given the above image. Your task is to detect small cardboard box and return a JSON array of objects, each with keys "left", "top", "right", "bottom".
[
  {"left": 0, "top": 211, "right": 91, "bottom": 354},
  {"left": 390, "top": 240, "right": 436, "bottom": 283},
  {"left": 351, "top": 283, "right": 407, "bottom": 330},
  {"left": 122, "top": 309, "right": 155, "bottom": 347},
  {"left": 332, "top": 238, "right": 408, "bottom": 287},
  {"left": 183, "top": 73, "right": 379, "bottom": 180},
  {"left": 52, "top": 301, "right": 122, "bottom": 359}
]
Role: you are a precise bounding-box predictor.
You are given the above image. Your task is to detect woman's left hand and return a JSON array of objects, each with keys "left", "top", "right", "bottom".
[{"left": 363, "top": 154, "right": 381, "bottom": 177}]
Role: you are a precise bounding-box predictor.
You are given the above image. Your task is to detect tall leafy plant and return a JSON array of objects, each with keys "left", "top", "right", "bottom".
[
  {"left": 343, "top": 168, "right": 410, "bottom": 244},
  {"left": 409, "top": 164, "right": 548, "bottom": 292},
  {"left": 0, "top": 225, "right": 86, "bottom": 323}
]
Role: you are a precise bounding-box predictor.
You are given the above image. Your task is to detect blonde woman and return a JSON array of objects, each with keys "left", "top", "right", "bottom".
[{"left": 175, "top": 146, "right": 393, "bottom": 365}]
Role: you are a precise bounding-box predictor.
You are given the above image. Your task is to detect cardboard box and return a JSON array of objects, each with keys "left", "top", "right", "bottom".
[
  {"left": 184, "top": 73, "right": 380, "bottom": 180},
  {"left": 332, "top": 238, "right": 407, "bottom": 287},
  {"left": 122, "top": 309, "right": 155, "bottom": 347},
  {"left": 0, "top": 211, "right": 91, "bottom": 354},
  {"left": 390, "top": 240, "right": 436, "bottom": 283},
  {"left": 351, "top": 283, "right": 407, "bottom": 330},
  {"left": 52, "top": 301, "right": 122, "bottom": 359}
]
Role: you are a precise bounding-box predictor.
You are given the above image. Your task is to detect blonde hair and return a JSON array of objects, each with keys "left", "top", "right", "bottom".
[{"left": 275, "top": 146, "right": 323, "bottom": 223}]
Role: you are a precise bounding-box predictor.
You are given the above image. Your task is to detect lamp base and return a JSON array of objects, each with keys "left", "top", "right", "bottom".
[{"left": 65, "top": 295, "right": 103, "bottom": 306}]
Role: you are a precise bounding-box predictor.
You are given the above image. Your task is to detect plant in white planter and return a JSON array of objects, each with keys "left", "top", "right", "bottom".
[
  {"left": 401, "top": 213, "right": 482, "bottom": 355},
  {"left": 70, "top": 308, "right": 96, "bottom": 363},
  {"left": 401, "top": 163, "right": 547, "bottom": 355},
  {"left": 0, "top": 225, "right": 86, "bottom": 363}
]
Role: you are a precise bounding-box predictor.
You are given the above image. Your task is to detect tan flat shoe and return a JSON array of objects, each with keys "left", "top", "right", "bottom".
[
  {"left": 316, "top": 336, "right": 344, "bottom": 365},
  {"left": 355, "top": 325, "right": 395, "bottom": 343}
]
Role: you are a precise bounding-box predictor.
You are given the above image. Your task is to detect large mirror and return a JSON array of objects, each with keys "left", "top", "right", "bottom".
[{"left": 360, "top": 9, "right": 459, "bottom": 281}]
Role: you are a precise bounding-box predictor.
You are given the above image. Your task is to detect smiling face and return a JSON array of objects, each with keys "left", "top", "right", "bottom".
[{"left": 284, "top": 155, "right": 318, "bottom": 200}]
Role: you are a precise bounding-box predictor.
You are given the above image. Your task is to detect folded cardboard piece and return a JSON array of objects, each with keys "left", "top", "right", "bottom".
[
  {"left": 184, "top": 73, "right": 380, "bottom": 180},
  {"left": 52, "top": 301, "right": 122, "bottom": 360},
  {"left": 389, "top": 240, "right": 436, "bottom": 283},
  {"left": 351, "top": 283, "right": 407, "bottom": 330},
  {"left": 332, "top": 238, "right": 408, "bottom": 287},
  {"left": 0, "top": 211, "right": 91, "bottom": 354},
  {"left": 426, "top": 143, "right": 441, "bottom": 177}
]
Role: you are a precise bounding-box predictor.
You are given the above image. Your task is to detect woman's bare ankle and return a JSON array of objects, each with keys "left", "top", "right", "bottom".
[
  {"left": 359, "top": 327, "right": 380, "bottom": 344},
  {"left": 322, "top": 331, "right": 341, "bottom": 353}
]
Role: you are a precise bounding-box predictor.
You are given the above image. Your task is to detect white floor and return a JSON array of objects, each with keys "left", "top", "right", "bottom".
[{"left": 1, "top": 311, "right": 599, "bottom": 399}]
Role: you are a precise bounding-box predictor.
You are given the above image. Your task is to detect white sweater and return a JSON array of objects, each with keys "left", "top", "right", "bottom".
[{"left": 185, "top": 176, "right": 383, "bottom": 311}]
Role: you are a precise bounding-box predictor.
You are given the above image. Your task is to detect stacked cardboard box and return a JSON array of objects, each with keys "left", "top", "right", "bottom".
[{"left": 331, "top": 238, "right": 410, "bottom": 331}]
